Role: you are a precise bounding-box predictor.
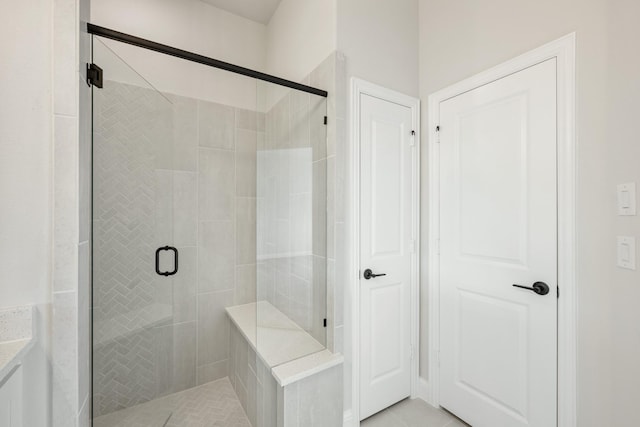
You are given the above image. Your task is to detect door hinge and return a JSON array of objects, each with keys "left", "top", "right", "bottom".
[
  {"left": 323, "top": 318, "right": 327, "bottom": 328},
  {"left": 409, "top": 239, "right": 416, "bottom": 253},
  {"left": 323, "top": 116, "right": 328, "bottom": 125},
  {"left": 557, "top": 286, "right": 560, "bottom": 299},
  {"left": 436, "top": 125, "right": 440, "bottom": 143},
  {"left": 410, "top": 130, "right": 416, "bottom": 146},
  {"left": 87, "top": 63, "right": 103, "bottom": 88},
  {"left": 409, "top": 345, "right": 414, "bottom": 360}
]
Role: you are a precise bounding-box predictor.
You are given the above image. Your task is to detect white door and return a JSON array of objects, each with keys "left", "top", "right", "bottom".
[
  {"left": 359, "top": 93, "right": 414, "bottom": 420},
  {"left": 439, "top": 58, "right": 558, "bottom": 427}
]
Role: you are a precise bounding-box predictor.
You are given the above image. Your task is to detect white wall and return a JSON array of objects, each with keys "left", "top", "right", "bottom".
[
  {"left": 0, "top": 0, "right": 53, "bottom": 309},
  {"left": 266, "top": 0, "right": 337, "bottom": 82},
  {"left": 604, "top": 1, "right": 640, "bottom": 424},
  {"left": 0, "top": 1, "right": 53, "bottom": 426},
  {"left": 337, "top": 0, "right": 420, "bottom": 97},
  {"left": 418, "top": 0, "right": 640, "bottom": 424},
  {"left": 91, "top": 0, "right": 267, "bottom": 109},
  {"left": 260, "top": 0, "right": 337, "bottom": 112}
]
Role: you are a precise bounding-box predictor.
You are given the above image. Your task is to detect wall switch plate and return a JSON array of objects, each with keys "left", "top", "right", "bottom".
[
  {"left": 617, "top": 236, "right": 636, "bottom": 270},
  {"left": 617, "top": 183, "right": 636, "bottom": 215}
]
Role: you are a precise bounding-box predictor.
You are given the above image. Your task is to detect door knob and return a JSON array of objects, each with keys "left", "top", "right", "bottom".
[
  {"left": 363, "top": 269, "right": 386, "bottom": 280},
  {"left": 512, "top": 281, "right": 549, "bottom": 295}
]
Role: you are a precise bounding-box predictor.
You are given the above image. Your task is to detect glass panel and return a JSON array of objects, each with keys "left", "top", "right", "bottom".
[
  {"left": 92, "top": 38, "right": 177, "bottom": 425},
  {"left": 91, "top": 33, "right": 327, "bottom": 427},
  {"left": 255, "top": 80, "right": 328, "bottom": 371},
  {"left": 92, "top": 35, "right": 263, "bottom": 427}
]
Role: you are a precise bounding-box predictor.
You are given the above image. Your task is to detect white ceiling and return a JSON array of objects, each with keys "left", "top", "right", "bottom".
[{"left": 201, "top": 0, "right": 282, "bottom": 24}]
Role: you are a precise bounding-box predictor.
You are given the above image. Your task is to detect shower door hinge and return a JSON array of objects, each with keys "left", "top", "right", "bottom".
[
  {"left": 323, "top": 116, "right": 328, "bottom": 125},
  {"left": 87, "top": 63, "right": 103, "bottom": 88},
  {"left": 323, "top": 318, "right": 327, "bottom": 328}
]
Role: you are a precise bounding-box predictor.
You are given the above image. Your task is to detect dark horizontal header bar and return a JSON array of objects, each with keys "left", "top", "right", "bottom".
[{"left": 87, "top": 24, "right": 328, "bottom": 98}]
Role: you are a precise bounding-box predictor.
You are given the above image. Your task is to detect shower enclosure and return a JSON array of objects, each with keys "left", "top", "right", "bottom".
[{"left": 90, "top": 27, "right": 328, "bottom": 426}]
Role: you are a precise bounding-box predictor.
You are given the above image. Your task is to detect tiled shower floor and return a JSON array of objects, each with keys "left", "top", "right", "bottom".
[{"left": 93, "top": 377, "right": 251, "bottom": 427}]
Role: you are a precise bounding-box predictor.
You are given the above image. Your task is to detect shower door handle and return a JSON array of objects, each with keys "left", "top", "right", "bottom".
[{"left": 155, "top": 246, "right": 179, "bottom": 277}]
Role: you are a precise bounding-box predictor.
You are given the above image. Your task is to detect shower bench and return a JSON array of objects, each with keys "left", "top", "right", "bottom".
[{"left": 226, "top": 301, "right": 343, "bottom": 427}]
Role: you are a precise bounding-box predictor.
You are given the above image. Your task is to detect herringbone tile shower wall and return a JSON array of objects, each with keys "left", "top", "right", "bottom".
[{"left": 92, "top": 80, "right": 262, "bottom": 417}]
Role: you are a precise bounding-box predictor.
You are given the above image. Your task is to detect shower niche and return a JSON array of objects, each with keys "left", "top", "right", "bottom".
[{"left": 90, "top": 29, "right": 342, "bottom": 427}]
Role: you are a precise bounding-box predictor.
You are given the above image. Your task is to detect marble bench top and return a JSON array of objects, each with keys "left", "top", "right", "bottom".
[
  {"left": 226, "top": 301, "right": 343, "bottom": 386},
  {"left": 226, "top": 301, "right": 325, "bottom": 368},
  {"left": 271, "top": 349, "right": 344, "bottom": 387}
]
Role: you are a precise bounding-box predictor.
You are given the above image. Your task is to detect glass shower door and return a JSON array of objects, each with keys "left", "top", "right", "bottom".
[{"left": 92, "top": 38, "right": 179, "bottom": 426}]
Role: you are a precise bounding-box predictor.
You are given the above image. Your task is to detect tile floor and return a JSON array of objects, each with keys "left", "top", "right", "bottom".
[
  {"left": 361, "top": 398, "right": 470, "bottom": 427},
  {"left": 93, "top": 377, "right": 251, "bottom": 427},
  {"left": 93, "top": 379, "right": 465, "bottom": 427}
]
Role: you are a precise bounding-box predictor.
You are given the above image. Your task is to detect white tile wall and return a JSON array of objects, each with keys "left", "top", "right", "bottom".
[
  {"left": 199, "top": 220, "right": 236, "bottom": 293},
  {"left": 165, "top": 95, "right": 198, "bottom": 172},
  {"left": 333, "top": 51, "right": 349, "bottom": 413},
  {"left": 278, "top": 364, "right": 343, "bottom": 427},
  {"left": 53, "top": 115, "right": 79, "bottom": 293},
  {"left": 198, "top": 147, "right": 236, "bottom": 221},
  {"left": 198, "top": 101, "right": 236, "bottom": 150},
  {"left": 229, "top": 321, "right": 279, "bottom": 427},
  {"left": 52, "top": 291, "right": 79, "bottom": 425},
  {"left": 197, "top": 291, "right": 234, "bottom": 367},
  {"left": 51, "top": 0, "right": 91, "bottom": 424}
]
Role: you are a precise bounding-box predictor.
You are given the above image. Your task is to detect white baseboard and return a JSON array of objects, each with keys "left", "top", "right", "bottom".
[
  {"left": 343, "top": 409, "right": 354, "bottom": 427},
  {"left": 416, "top": 377, "right": 432, "bottom": 405}
]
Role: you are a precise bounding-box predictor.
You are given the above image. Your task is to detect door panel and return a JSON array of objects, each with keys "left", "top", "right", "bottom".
[
  {"left": 439, "top": 59, "right": 558, "bottom": 427},
  {"left": 370, "top": 282, "right": 403, "bottom": 380},
  {"left": 458, "top": 95, "right": 527, "bottom": 264},
  {"left": 456, "top": 290, "right": 529, "bottom": 417},
  {"left": 360, "top": 94, "right": 413, "bottom": 420},
  {"left": 371, "top": 119, "right": 403, "bottom": 256}
]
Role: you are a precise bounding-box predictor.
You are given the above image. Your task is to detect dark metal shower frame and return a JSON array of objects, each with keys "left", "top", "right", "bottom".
[{"left": 86, "top": 24, "right": 329, "bottom": 98}]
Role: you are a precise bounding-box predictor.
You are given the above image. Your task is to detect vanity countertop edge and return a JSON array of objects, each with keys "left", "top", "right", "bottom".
[{"left": 0, "top": 306, "right": 35, "bottom": 385}]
